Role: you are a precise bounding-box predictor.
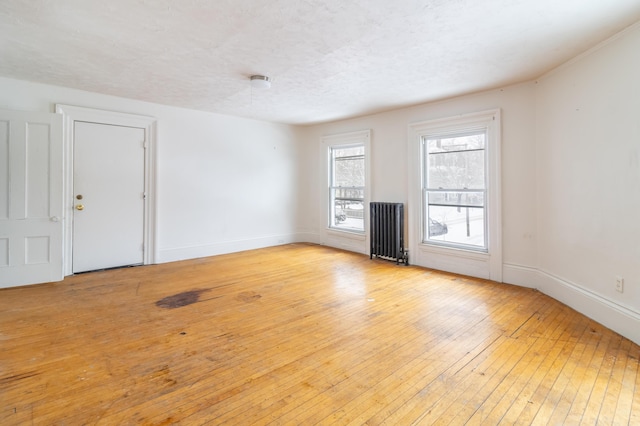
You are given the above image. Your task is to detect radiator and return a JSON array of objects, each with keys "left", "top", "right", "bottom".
[{"left": 369, "top": 202, "right": 408, "bottom": 265}]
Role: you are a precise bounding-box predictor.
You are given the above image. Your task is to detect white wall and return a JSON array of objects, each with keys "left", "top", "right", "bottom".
[
  {"left": 300, "top": 83, "right": 538, "bottom": 274},
  {"left": 535, "top": 23, "right": 640, "bottom": 343},
  {"left": 0, "top": 77, "right": 303, "bottom": 263}
]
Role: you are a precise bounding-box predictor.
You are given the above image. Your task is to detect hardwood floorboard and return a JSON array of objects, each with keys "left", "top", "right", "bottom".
[
  {"left": 479, "top": 304, "right": 573, "bottom": 423},
  {"left": 514, "top": 309, "right": 588, "bottom": 424},
  {"left": 612, "top": 341, "right": 639, "bottom": 424},
  {"left": 631, "top": 360, "right": 640, "bottom": 425},
  {"left": 378, "top": 305, "right": 548, "bottom": 424},
  {"left": 563, "top": 332, "right": 617, "bottom": 424},
  {"left": 1, "top": 243, "right": 639, "bottom": 425},
  {"left": 372, "top": 332, "right": 505, "bottom": 425},
  {"left": 465, "top": 336, "right": 546, "bottom": 424},
  {"left": 262, "top": 282, "right": 474, "bottom": 424},
  {"left": 373, "top": 294, "right": 530, "bottom": 424},
  {"left": 460, "top": 298, "right": 562, "bottom": 423},
  {"left": 300, "top": 280, "right": 514, "bottom": 423},
  {"left": 546, "top": 335, "right": 600, "bottom": 424},
  {"left": 597, "top": 338, "right": 632, "bottom": 425}
]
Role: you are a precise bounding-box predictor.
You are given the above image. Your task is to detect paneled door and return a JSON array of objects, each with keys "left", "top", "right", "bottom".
[
  {"left": 72, "top": 121, "right": 145, "bottom": 273},
  {"left": 0, "top": 109, "right": 63, "bottom": 288}
]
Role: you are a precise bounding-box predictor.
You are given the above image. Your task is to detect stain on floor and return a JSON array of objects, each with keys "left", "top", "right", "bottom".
[
  {"left": 236, "top": 291, "right": 262, "bottom": 302},
  {"left": 155, "top": 289, "right": 209, "bottom": 309}
]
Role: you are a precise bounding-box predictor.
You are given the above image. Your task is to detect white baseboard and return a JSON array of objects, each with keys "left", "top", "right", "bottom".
[
  {"left": 294, "top": 232, "right": 321, "bottom": 245},
  {"left": 502, "top": 263, "right": 538, "bottom": 288},
  {"left": 157, "top": 233, "right": 300, "bottom": 263},
  {"left": 503, "top": 263, "right": 640, "bottom": 346},
  {"left": 309, "top": 227, "right": 369, "bottom": 255},
  {"left": 537, "top": 269, "right": 640, "bottom": 346}
]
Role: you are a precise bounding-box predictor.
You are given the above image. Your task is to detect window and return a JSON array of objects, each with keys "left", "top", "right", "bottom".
[
  {"left": 322, "top": 130, "right": 370, "bottom": 235},
  {"left": 423, "top": 131, "right": 487, "bottom": 251},
  {"left": 408, "top": 109, "right": 501, "bottom": 281},
  {"left": 329, "top": 144, "right": 365, "bottom": 232}
]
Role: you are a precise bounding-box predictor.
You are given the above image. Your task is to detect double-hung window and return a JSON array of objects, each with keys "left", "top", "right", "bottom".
[
  {"left": 408, "top": 109, "right": 501, "bottom": 281},
  {"left": 323, "top": 130, "right": 370, "bottom": 234},
  {"left": 424, "top": 131, "right": 487, "bottom": 250},
  {"left": 329, "top": 144, "right": 365, "bottom": 232}
]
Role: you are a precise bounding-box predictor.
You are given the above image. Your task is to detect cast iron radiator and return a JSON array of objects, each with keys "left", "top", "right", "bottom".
[{"left": 369, "top": 202, "right": 408, "bottom": 265}]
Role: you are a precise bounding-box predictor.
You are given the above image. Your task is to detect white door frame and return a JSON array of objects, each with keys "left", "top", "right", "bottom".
[{"left": 55, "top": 104, "right": 157, "bottom": 276}]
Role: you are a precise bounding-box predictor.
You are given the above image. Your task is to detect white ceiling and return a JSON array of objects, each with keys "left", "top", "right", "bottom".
[{"left": 1, "top": 1, "right": 639, "bottom": 125}]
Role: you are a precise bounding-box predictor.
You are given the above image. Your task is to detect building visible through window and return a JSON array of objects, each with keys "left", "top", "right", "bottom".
[
  {"left": 330, "top": 144, "right": 365, "bottom": 232},
  {"left": 423, "top": 131, "right": 487, "bottom": 251}
]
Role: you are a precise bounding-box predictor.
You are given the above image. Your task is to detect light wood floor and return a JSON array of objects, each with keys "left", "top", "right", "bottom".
[{"left": 1, "top": 244, "right": 638, "bottom": 425}]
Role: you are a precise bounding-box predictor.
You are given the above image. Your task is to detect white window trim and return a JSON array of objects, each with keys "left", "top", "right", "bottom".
[
  {"left": 408, "top": 110, "right": 502, "bottom": 281},
  {"left": 320, "top": 130, "right": 371, "bottom": 253}
]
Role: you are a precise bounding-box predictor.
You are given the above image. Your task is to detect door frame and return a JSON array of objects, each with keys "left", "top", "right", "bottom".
[{"left": 56, "top": 104, "right": 157, "bottom": 276}]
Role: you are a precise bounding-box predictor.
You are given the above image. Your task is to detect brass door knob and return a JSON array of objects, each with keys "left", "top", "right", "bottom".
[{"left": 75, "top": 204, "right": 84, "bottom": 211}]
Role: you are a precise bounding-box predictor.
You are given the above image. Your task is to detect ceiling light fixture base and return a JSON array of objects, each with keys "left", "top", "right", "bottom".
[{"left": 250, "top": 75, "right": 271, "bottom": 89}]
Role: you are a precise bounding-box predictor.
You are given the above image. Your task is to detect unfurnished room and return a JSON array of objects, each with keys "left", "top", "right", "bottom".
[{"left": 1, "top": 0, "right": 639, "bottom": 424}]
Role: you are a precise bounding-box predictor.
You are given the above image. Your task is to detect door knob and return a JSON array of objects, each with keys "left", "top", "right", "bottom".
[{"left": 75, "top": 204, "right": 84, "bottom": 211}]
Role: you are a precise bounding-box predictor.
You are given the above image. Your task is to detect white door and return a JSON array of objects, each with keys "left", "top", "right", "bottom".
[
  {"left": 72, "top": 121, "right": 145, "bottom": 273},
  {"left": 0, "top": 109, "right": 63, "bottom": 288}
]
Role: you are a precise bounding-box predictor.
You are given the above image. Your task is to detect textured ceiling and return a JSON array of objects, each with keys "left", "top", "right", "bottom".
[{"left": 1, "top": 1, "right": 639, "bottom": 125}]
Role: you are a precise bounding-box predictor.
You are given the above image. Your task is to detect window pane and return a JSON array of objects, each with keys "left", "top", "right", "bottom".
[
  {"left": 422, "top": 132, "right": 487, "bottom": 250},
  {"left": 427, "top": 149, "right": 485, "bottom": 189},
  {"left": 333, "top": 146, "right": 364, "bottom": 187},
  {"left": 426, "top": 133, "right": 485, "bottom": 153},
  {"left": 425, "top": 202, "right": 485, "bottom": 249},
  {"left": 333, "top": 145, "right": 365, "bottom": 157},
  {"left": 331, "top": 189, "right": 364, "bottom": 231},
  {"left": 330, "top": 143, "right": 365, "bottom": 232}
]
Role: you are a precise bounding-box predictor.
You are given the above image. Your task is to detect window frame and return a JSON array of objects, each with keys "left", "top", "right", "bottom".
[
  {"left": 422, "top": 128, "right": 488, "bottom": 252},
  {"left": 329, "top": 144, "right": 366, "bottom": 232},
  {"left": 321, "top": 130, "right": 371, "bottom": 239},
  {"left": 408, "top": 110, "right": 502, "bottom": 281}
]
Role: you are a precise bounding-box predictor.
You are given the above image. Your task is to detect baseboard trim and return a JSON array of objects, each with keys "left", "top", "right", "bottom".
[
  {"left": 295, "top": 232, "right": 321, "bottom": 245},
  {"left": 157, "top": 233, "right": 300, "bottom": 263},
  {"left": 502, "top": 263, "right": 538, "bottom": 288},
  {"left": 503, "top": 263, "right": 639, "bottom": 345},
  {"left": 537, "top": 269, "right": 640, "bottom": 345}
]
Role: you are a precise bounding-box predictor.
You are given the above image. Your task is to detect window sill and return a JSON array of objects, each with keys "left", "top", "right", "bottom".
[
  {"left": 418, "top": 242, "right": 489, "bottom": 261},
  {"left": 326, "top": 228, "right": 366, "bottom": 241}
]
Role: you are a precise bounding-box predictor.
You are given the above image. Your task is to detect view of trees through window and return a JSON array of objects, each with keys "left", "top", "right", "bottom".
[
  {"left": 423, "top": 132, "right": 487, "bottom": 250},
  {"left": 330, "top": 145, "right": 365, "bottom": 232}
]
